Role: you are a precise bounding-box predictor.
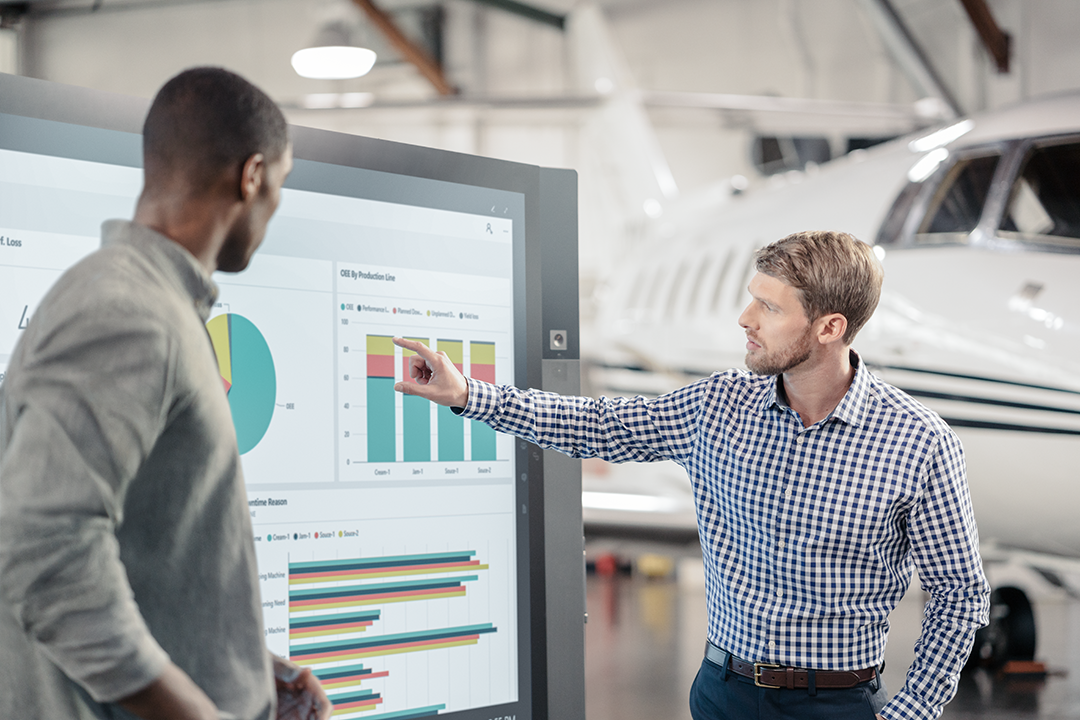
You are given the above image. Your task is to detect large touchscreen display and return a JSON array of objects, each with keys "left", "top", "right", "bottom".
[{"left": 0, "top": 110, "right": 527, "bottom": 720}]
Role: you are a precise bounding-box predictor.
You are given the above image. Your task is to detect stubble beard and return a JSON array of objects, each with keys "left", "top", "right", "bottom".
[{"left": 745, "top": 327, "right": 814, "bottom": 376}]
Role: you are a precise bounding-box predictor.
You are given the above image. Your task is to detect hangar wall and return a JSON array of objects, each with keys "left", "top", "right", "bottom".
[
  {"left": 8, "top": 0, "right": 1080, "bottom": 291},
  {"left": 12, "top": 0, "right": 1080, "bottom": 191}
]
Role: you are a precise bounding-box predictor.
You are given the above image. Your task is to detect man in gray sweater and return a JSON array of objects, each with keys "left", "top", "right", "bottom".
[{"left": 0, "top": 68, "right": 327, "bottom": 719}]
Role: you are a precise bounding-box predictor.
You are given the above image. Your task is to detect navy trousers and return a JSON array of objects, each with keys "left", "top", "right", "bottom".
[{"left": 689, "top": 654, "right": 888, "bottom": 720}]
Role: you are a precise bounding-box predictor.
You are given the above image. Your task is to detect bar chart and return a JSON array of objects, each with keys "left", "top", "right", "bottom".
[
  {"left": 400, "top": 337, "right": 431, "bottom": 462},
  {"left": 366, "top": 335, "right": 396, "bottom": 463},
  {"left": 288, "top": 551, "right": 497, "bottom": 719},
  {"left": 353, "top": 334, "right": 507, "bottom": 468},
  {"left": 436, "top": 340, "right": 464, "bottom": 463},
  {"left": 469, "top": 341, "right": 497, "bottom": 463}
]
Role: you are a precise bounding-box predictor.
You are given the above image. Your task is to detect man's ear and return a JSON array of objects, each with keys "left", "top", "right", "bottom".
[
  {"left": 815, "top": 313, "right": 848, "bottom": 346},
  {"left": 239, "top": 153, "right": 266, "bottom": 202}
]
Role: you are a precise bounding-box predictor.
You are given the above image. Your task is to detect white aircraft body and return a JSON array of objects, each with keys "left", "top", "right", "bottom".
[{"left": 582, "top": 88, "right": 1080, "bottom": 664}]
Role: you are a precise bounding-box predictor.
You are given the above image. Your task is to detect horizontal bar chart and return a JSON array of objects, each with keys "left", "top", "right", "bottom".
[
  {"left": 288, "top": 550, "right": 496, "bottom": 718},
  {"left": 289, "top": 610, "right": 381, "bottom": 641},
  {"left": 290, "top": 623, "right": 497, "bottom": 664},
  {"left": 290, "top": 551, "right": 487, "bottom": 584},
  {"left": 314, "top": 663, "right": 391, "bottom": 690},
  {"left": 289, "top": 576, "right": 478, "bottom": 612}
]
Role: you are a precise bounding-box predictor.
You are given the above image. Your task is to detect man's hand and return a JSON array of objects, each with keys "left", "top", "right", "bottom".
[
  {"left": 273, "top": 655, "right": 330, "bottom": 720},
  {"left": 393, "top": 337, "right": 469, "bottom": 408},
  {"left": 117, "top": 662, "right": 219, "bottom": 720}
]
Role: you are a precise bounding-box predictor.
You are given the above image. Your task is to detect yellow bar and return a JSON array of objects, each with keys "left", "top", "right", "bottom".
[
  {"left": 331, "top": 701, "right": 380, "bottom": 717},
  {"left": 294, "top": 638, "right": 479, "bottom": 666},
  {"left": 290, "top": 589, "right": 466, "bottom": 612},
  {"left": 290, "top": 626, "right": 370, "bottom": 640},
  {"left": 437, "top": 339, "right": 463, "bottom": 365},
  {"left": 402, "top": 337, "right": 428, "bottom": 358},
  {"left": 470, "top": 341, "right": 495, "bottom": 365},
  {"left": 366, "top": 335, "right": 395, "bottom": 356}
]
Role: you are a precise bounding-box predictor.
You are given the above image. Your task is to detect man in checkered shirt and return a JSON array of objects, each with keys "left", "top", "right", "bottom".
[{"left": 394, "top": 230, "right": 990, "bottom": 720}]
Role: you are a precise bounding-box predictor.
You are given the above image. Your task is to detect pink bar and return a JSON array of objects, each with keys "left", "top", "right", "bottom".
[
  {"left": 367, "top": 354, "right": 394, "bottom": 378},
  {"left": 470, "top": 363, "right": 495, "bottom": 384}
]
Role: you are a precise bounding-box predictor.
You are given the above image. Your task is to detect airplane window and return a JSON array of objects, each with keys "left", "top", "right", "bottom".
[
  {"left": 999, "top": 140, "right": 1080, "bottom": 246},
  {"left": 736, "top": 251, "right": 757, "bottom": 308},
  {"left": 643, "top": 265, "right": 669, "bottom": 315},
  {"left": 876, "top": 181, "right": 922, "bottom": 246},
  {"left": 710, "top": 248, "right": 736, "bottom": 314},
  {"left": 627, "top": 267, "right": 649, "bottom": 310},
  {"left": 915, "top": 154, "right": 1000, "bottom": 244},
  {"left": 752, "top": 136, "right": 831, "bottom": 175},
  {"left": 664, "top": 260, "right": 691, "bottom": 316},
  {"left": 687, "top": 254, "right": 713, "bottom": 315}
]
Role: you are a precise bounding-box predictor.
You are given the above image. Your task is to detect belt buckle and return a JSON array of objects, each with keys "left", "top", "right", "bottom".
[{"left": 753, "top": 662, "right": 781, "bottom": 689}]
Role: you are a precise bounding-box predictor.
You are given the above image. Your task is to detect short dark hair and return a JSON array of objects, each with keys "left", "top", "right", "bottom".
[
  {"left": 754, "top": 230, "right": 883, "bottom": 343},
  {"left": 142, "top": 67, "right": 288, "bottom": 190}
]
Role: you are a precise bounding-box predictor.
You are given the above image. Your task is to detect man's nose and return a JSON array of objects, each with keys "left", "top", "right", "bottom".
[{"left": 737, "top": 305, "right": 753, "bottom": 329}]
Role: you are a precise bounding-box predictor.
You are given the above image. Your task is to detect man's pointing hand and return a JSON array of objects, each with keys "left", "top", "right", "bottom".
[{"left": 393, "top": 337, "right": 470, "bottom": 408}]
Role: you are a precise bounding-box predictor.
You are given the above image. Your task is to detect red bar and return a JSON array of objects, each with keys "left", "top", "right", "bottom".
[
  {"left": 470, "top": 363, "right": 495, "bottom": 384},
  {"left": 367, "top": 354, "right": 394, "bottom": 378}
]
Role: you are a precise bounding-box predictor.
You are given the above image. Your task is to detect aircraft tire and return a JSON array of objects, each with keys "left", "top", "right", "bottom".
[{"left": 965, "top": 586, "right": 1037, "bottom": 670}]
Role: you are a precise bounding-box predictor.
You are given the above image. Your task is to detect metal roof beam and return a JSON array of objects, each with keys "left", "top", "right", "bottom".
[
  {"left": 858, "top": 0, "right": 963, "bottom": 118},
  {"left": 462, "top": 0, "right": 565, "bottom": 31}
]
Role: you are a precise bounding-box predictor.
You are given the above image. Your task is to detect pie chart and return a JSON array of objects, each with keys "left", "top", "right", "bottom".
[{"left": 206, "top": 313, "right": 276, "bottom": 455}]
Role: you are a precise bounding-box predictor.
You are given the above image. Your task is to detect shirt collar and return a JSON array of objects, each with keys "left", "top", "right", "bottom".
[
  {"left": 761, "top": 349, "right": 871, "bottom": 428},
  {"left": 101, "top": 219, "right": 219, "bottom": 321}
]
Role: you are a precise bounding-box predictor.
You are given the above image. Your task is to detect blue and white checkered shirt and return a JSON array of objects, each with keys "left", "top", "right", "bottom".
[{"left": 461, "top": 353, "right": 989, "bottom": 720}]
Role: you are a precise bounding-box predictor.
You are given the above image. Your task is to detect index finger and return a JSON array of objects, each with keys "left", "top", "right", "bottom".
[{"left": 392, "top": 336, "right": 436, "bottom": 361}]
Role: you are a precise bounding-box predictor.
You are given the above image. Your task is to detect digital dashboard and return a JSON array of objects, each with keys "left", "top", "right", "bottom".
[{"left": 0, "top": 71, "right": 582, "bottom": 720}]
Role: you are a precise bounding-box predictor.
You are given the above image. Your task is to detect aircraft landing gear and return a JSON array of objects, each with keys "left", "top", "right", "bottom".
[{"left": 966, "top": 586, "right": 1037, "bottom": 670}]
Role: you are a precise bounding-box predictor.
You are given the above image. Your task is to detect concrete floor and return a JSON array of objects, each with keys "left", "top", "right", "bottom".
[{"left": 583, "top": 555, "right": 1080, "bottom": 720}]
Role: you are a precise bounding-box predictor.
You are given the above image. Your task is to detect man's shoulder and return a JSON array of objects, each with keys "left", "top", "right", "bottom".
[
  {"left": 51, "top": 242, "right": 187, "bottom": 321},
  {"left": 709, "top": 367, "right": 773, "bottom": 390},
  {"left": 690, "top": 368, "right": 774, "bottom": 407},
  {"left": 864, "top": 370, "right": 954, "bottom": 438},
  {"left": 16, "top": 243, "right": 198, "bottom": 371}
]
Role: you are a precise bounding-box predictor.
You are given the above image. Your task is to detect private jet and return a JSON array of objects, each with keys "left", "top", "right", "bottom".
[{"left": 583, "top": 88, "right": 1080, "bottom": 668}]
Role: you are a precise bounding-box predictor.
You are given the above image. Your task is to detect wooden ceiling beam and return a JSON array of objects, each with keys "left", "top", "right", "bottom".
[
  {"left": 957, "top": 0, "right": 1011, "bottom": 73},
  {"left": 349, "top": 0, "right": 457, "bottom": 96}
]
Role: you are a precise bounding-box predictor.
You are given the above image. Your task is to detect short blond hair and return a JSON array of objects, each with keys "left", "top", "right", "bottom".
[{"left": 754, "top": 231, "right": 883, "bottom": 343}]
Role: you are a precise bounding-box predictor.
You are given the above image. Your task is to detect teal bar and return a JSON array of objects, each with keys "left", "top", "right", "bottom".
[
  {"left": 367, "top": 377, "right": 396, "bottom": 462},
  {"left": 290, "top": 622, "right": 496, "bottom": 656},
  {"left": 290, "top": 551, "right": 476, "bottom": 573},
  {"left": 364, "top": 704, "right": 445, "bottom": 720},
  {"left": 437, "top": 404, "right": 464, "bottom": 461},
  {"left": 471, "top": 421, "right": 496, "bottom": 461},
  {"left": 402, "top": 394, "right": 430, "bottom": 461}
]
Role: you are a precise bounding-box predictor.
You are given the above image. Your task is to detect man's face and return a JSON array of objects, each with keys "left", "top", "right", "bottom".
[
  {"left": 217, "top": 143, "right": 294, "bottom": 273},
  {"left": 738, "top": 272, "right": 815, "bottom": 376}
]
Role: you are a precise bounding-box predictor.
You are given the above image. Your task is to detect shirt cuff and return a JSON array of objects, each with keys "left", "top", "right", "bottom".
[
  {"left": 458, "top": 378, "right": 499, "bottom": 424},
  {"left": 878, "top": 688, "right": 937, "bottom": 720}
]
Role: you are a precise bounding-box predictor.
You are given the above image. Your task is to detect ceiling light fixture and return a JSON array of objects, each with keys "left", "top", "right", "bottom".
[{"left": 291, "top": 21, "right": 377, "bottom": 80}]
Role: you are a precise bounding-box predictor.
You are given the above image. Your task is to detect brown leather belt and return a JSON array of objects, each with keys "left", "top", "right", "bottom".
[{"left": 705, "top": 642, "right": 876, "bottom": 690}]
